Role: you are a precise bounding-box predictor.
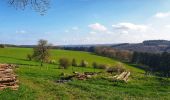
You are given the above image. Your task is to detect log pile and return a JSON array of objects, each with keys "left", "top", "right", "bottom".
[
  {"left": 74, "top": 72, "right": 98, "bottom": 80},
  {"left": 113, "top": 71, "right": 131, "bottom": 82},
  {"left": 0, "top": 64, "right": 19, "bottom": 90},
  {"left": 57, "top": 72, "right": 99, "bottom": 83}
]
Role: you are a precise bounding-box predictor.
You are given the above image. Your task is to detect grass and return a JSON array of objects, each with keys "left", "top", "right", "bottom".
[{"left": 0, "top": 47, "right": 169, "bottom": 100}]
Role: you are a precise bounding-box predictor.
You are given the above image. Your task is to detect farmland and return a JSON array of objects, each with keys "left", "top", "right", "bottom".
[{"left": 0, "top": 47, "right": 169, "bottom": 100}]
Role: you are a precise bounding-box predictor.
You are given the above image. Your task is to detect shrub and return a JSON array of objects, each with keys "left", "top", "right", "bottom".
[
  {"left": 80, "top": 60, "right": 88, "bottom": 67},
  {"left": 0, "top": 44, "right": 5, "bottom": 48},
  {"left": 107, "top": 63, "right": 126, "bottom": 74},
  {"left": 92, "top": 62, "right": 98, "bottom": 68},
  {"left": 97, "top": 64, "right": 108, "bottom": 69},
  {"left": 27, "top": 54, "right": 32, "bottom": 61},
  {"left": 93, "top": 63, "right": 108, "bottom": 69},
  {"left": 106, "top": 67, "right": 114, "bottom": 74},
  {"left": 59, "top": 58, "right": 70, "bottom": 69},
  {"left": 72, "top": 58, "right": 78, "bottom": 67},
  {"left": 113, "top": 63, "right": 126, "bottom": 73},
  {"left": 48, "top": 59, "right": 56, "bottom": 64}
]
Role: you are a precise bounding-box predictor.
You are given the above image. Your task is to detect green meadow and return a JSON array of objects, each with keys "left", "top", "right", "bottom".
[{"left": 0, "top": 47, "right": 169, "bottom": 100}]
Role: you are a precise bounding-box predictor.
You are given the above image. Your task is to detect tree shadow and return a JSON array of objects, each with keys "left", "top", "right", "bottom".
[
  {"left": 156, "top": 77, "right": 170, "bottom": 86},
  {"left": 0, "top": 55, "right": 27, "bottom": 61},
  {"left": 0, "top": 56, "right": 39, "bottom": 66},
  {"left": 11, "top": 63, "right": 39, "bottom": 67}
]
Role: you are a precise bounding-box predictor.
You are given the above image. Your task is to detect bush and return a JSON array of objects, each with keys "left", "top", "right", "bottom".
[
  {"left": 92, "top": 62, "right": 98, "bottom": 68},
  {"left": 48, "top": 59, "right": 56, "bottom": 64},
  {"left": 93, "top": 62, "right": 108, "bottom": 69},
  {"left": 80, "top": 60, "right": 88, "bottom": 67},
  {"left": 106, "top": 67, "right": 114, "bottom": 74},
  {"left": 107, "top": 63, "right": 126, "bottom": 74},
  {"left": 97, "top": 64, "right": 108, "bottom": 69},
  {"left": 0, "top": 44, "right": 5, "bottom": 48},
  {"left": 59, "top": 58, "right": 70, "bottom": 69},
  {"left": 27, "top": 54, "right": 32, "bottom": 61},
  {"left": 72, "top": 58, "right": 78, "bottom": 67}
]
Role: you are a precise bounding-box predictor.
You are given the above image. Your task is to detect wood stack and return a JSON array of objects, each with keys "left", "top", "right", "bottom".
[
  {"left": 0, "top": 64, "right": 19, "bottom": 90},
  {"left": 57, "top": 72, "right": 99, "bottom": 83},
  {"left": 114, "top": 71, "right": 131, "bottom": 82},
  {"left": 74, "top": 72, "right": 98, "bottom": 80},
  {"left": 75, "top": 74, "right": 87, "bottom": 80}
]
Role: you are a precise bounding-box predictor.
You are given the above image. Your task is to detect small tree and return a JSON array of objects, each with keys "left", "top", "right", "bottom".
[
  {"left": 59, "top": 58, "right": 70, "bottom": 69},
  {"left": 80, "top": 60, "right": 88, "bottom": 67},
  {"left": 92, "top": 62, "right": 98, "bottom": 72},
  {"left": 32, "top": 39, "right": 51, "bottom": 66},
  {"left": 72, "top": 58, "right": 77, "bottom": 67},
  {"left": 27, "top": 54, "right": 32, "bottom": 61}
]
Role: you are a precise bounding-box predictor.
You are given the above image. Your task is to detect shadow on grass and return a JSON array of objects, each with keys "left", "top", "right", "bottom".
[
  {"left": 125, "top": 63, "right": 146, "bottom": 71},
  {"left": 0, "top": 56, "right": 27, "bottom": 61},
  {"left": 156, "top": 77, "right": 170, "bottom": 86},
  {"left": 0, "top": 56, "right": 39, "bottom": 66},
  {"left": 12, "top": 63, "right": 39, "bottom": 67}
]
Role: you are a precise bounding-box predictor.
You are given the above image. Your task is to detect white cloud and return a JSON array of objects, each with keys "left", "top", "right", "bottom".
[
  {"left": 121, "top": 30, "right": 129, "bottom": 34},
  {"left": 165, "top": 25, "right": 170, "bottom": 28},
  {"left": 64, "top": 30, "right": 69, "bottom": 33},
  {"left": 89, "top": 31, "right": 97, "bottom": 35},
  {"left": 112, "top": 22, "right": 148, "bottom": 32},
  {"left": 155, "top": 12, "right": 170, "bottom": 18},
  {"left": 72, "top": 26, "right": 79, "bottom": 30},
  {"left": 59, "top": 11, "right": 170, "bottom": 45},
  {"left": 16, "top": 30, "right": 26, "bottom": 34},
  {"left": 88, "top": 23, "right": 107, "bottom": 32}
]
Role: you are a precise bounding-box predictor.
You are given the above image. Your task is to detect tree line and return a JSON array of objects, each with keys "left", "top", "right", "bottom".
[
  {"left": 131, "top": 52, "right": 170, "bottom": 77},
  {"left": 62, "top": 46, "right": 133, "bottom": 62}
]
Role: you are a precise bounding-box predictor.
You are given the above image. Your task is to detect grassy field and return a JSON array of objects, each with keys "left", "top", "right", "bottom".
[{"left": 0, "top": 47, "right": 170, "bottom": 100}]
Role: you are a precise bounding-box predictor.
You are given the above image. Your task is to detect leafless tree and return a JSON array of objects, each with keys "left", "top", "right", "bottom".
[
  {"left": 8, "top": 0, "right": 50, "bottom": 15},
  {"left": 32, "top": 39, "right": 51, "bottom": 66}
]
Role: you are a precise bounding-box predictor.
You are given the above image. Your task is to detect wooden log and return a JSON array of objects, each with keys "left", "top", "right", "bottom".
[
  {"left": 123, "top": 72, "right": 130, "bottom": 81},
  {"left": 1, "top": 82, "right": 16, "bottom": 86},
  {"left": 116, "top": 72, "right": 127, "bottom": 80}
]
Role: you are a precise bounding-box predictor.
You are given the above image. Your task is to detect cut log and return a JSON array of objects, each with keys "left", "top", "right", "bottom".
[
  {"left": 116, "top": 72, "right": 127, "bottom": 80},
  {"left": 123, "top": 72, "right": 130, "bottom": 81}
]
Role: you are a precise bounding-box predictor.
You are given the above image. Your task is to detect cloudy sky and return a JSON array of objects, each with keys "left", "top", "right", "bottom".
[{"left": 1, "top": 0, "right": 170, "bottom": 45}]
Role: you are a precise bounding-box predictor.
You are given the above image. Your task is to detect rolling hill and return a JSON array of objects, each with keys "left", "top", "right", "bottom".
[
  {"left": 112, "top": 40, "right": 170, "bottom": 53},
  {"left": 0, "top": 47, "right": 169, "bottom": 100}
]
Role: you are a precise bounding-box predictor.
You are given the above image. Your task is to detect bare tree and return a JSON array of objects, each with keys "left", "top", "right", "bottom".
[
  {"left": 32, "top": 39, "right": 51, "bottom": 66},
  {"left": 8, "top": 0, "right": 50, "bottom": 15}
]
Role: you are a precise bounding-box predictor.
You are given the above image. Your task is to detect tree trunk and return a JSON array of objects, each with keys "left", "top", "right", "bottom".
[{"left": 41, "top": 61, "right": 43, "bottom": 67}]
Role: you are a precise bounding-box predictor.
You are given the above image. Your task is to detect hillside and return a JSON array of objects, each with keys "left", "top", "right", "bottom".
[
  {"left": 0, "top": 47, "right": 169, "bottom": 100},
  {"left": 112, "top": 40, "right": 170, "bottom": 53}
]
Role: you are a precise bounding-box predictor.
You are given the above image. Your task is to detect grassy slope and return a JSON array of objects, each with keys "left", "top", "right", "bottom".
[{"left": 0, "top": 47, "right": 169, "bottom": 100}]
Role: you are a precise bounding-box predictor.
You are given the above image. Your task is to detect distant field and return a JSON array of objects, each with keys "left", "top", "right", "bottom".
[{"left": 0, "top": 47, "right": 169, "bottom": 100}]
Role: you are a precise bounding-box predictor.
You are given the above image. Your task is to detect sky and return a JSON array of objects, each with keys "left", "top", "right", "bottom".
[{"left": 1, "top": 0, "right": 170, "bottom": 45}]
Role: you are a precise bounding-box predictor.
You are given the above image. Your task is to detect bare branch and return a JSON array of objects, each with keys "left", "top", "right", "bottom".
[{"left": 8, "top": 0, "right": 50, "bottom": 15}]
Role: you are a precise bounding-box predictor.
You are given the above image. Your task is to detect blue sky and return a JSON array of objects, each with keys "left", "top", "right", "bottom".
[{"left": 1, "top": 0, "right": 170, "bottom": 45}]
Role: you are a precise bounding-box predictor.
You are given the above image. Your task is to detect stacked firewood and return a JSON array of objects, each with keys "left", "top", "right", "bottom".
[
  {"left": 0, "top": 64, "right": 19, "bottom": 90},
  {"left": 112, "top": 71, "right": 131, "bottom": 82}
]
